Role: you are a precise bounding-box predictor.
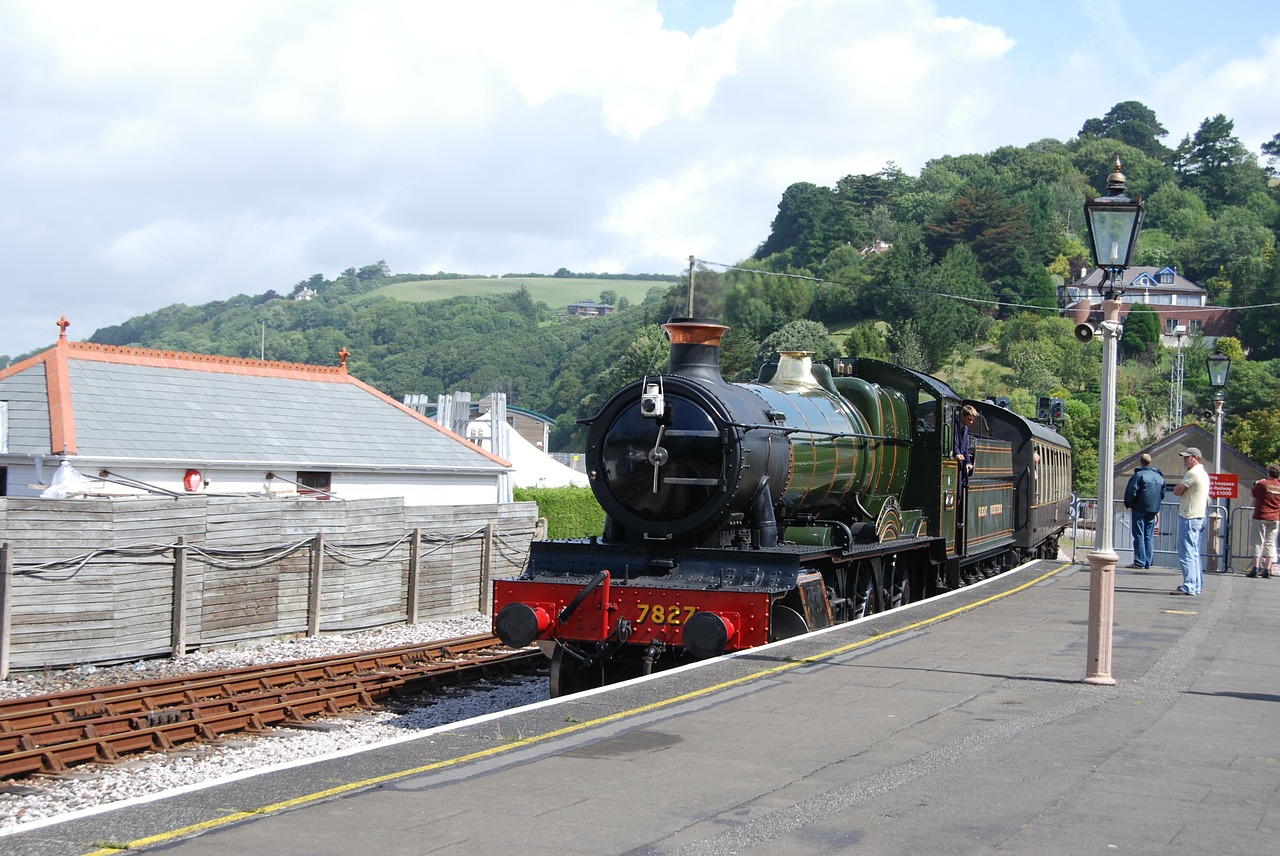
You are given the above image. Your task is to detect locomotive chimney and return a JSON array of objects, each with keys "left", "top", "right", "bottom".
[{"left": 662, "top": 318, "right": 730, "bottom": 382}]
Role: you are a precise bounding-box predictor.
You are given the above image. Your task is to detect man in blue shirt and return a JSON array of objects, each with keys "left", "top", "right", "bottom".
[{"left": 1123, "top": 453, "right": 1165, "bottom": 569}]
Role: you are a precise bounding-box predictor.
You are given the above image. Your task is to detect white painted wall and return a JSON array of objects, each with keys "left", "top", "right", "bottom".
[{"left": 1, "top": 458, "right": 505, "bottom": 505}]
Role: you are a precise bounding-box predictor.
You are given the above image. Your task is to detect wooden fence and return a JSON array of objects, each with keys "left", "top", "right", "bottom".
[{"left": 0, "top": 496, "right": 540, "bottom": 675}]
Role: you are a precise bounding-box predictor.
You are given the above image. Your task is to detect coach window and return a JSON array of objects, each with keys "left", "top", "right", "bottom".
[{"left": 297, "top": 471, "right": 332, "bottom": 499}]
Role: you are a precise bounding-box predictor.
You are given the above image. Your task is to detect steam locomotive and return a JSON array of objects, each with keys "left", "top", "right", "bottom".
[{"left": 494, "top": 319, "right": 1072, "bottom": 695}]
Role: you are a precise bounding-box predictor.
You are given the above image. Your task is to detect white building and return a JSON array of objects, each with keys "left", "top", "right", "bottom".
[{"left": 0, "top": 321, "right": 512, "bottom": 504}]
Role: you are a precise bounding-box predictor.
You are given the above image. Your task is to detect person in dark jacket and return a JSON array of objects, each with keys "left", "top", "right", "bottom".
[{"left": 1123, "top": 453, "right": 1166, "bottom": 569}]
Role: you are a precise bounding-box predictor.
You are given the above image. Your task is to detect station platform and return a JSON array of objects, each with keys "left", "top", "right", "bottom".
[{"left": 6, "top": 559, "right": 1280, "bottom": 856}]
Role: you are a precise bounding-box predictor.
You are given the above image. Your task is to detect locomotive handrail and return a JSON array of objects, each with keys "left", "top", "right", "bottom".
[
  {"left": 558, "top": 570, "right": 610, "bottom": 623},
  {"left": 727, "top": 421, "right": 910, "bottom": 443}
]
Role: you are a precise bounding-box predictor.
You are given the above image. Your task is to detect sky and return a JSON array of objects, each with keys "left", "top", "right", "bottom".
[{"left": 1, "top": 0, "right": 1278, "bottom": 360}]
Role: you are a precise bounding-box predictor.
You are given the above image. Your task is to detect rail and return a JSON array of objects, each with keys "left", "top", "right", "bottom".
[{"left": 0, "top": 634, "right": 543, "bottom": 779}]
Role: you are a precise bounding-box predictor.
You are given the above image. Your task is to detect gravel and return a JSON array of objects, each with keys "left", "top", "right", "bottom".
[{"left": 0, "top": 614, "right": 551, "bottom": 834}]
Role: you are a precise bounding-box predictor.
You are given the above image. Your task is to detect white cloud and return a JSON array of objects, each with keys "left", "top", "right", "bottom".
[{"left": 0, "top": 0, "right": 1277, "bottom": 359}]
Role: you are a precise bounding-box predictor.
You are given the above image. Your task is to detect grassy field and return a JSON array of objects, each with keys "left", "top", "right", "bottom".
[{"left": 361, "top": 277, "right": 676, "bottom": 310}]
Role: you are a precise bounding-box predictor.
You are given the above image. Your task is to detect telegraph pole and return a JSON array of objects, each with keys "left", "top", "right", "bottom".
[{"left": 686, "top": 255, "right": 695, "bottom": 317}]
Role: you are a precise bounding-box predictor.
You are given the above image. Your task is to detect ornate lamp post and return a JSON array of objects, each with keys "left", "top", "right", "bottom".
[
  {"left": 1206, "top": 352, "right": 1232, "bottom": 572},
  {"left": 1207, "top": 352, "right": 1231, "bottom": 474},
  {"left": 1082, "top": 157, "right": 1145, "bottom": 686}
]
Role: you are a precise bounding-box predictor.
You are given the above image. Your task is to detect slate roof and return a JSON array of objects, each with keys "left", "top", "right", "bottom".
[
  {"left": 1078, "top": 265, "right": 1203, "bottom": 295},
  {"left": 0, "top": 329, "right": 509, "bottom": 472}
]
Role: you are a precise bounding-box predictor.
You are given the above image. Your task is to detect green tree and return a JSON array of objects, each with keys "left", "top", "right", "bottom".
[
  {"left": 1262, "top": 132, "right": 1280, "bottom": 175},
  {"left": 993, "top": 246, "right": 1057, "bottom": 314},
  {"left": 1226, "top": 406, "right": 1280, "bottom": 468},
  {"left": 887, "top": 321, "right": 927, "bottom": 372},
  {"left": 1119, "top": 304, "right": 1161, "bottom": 361},
  {"left": 757, "top": 320, "right": 833, "bottom": 366},
  {"left": 754, "top": 182, "right": 843, "bottom": 268},
  {"left": 925, "top": 183, "right": 1036, "bottom": 282},
  {"left": 1069, "top": 138, "right": 1170, "bottom": 200},
  {"left": 844, "top": 322, "right": 890, "bottom": 360},
  {"left": 1079, "top": 101, "right": 1170, "bottom": 160},
  {"left": 1173, "top": 114, "right": 1270, "bottom": 213},
  {"left": 1060, "top": 397, "right": 1099, "bottom": 492},
  {"left": 1225, "top": 233, "right": 1280, "bottom": 357},
  {"left": 1142, "top": 182, "right": 1209, "bottom": 240}
]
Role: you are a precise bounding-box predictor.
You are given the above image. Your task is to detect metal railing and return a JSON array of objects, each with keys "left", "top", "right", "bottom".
[{"left": 1068, "top": 496, "right": 1260, "bottom": 572}]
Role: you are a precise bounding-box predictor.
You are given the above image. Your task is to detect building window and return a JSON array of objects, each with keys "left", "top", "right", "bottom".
[
  {"left": 1189, "top": 319, "right": 1203, "bottom": 334},
  {"left": 1165, "top": 318, "right": 1180, "bottom": 334},
  {"left": 1160, "top": 271, "right": 1174, "bottom": 284},
  {"left": 0, "top": 466, "right": 6, "bottom": 497},
  {"left": 297, "top": 471, "right": 332, "bottom": 498}
]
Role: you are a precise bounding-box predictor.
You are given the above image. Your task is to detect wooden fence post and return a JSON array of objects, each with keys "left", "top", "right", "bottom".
[
  {"left": 407, "top": 527, "right": 421, "bottom": 625},
  {"left": 308, "top": 532, "right": 324, "bottom": 636},
  {"left": 0, "top": 543, "right": 12, "bottom": 680},
  {"left": 171, "top": 536, "right": 187, "bottom": 658},
  {"left": 479, "top": 523, "right": 494, "bottom": 616}
]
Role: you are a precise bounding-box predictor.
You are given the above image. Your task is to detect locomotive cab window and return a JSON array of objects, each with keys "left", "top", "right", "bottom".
[{"left": 916, "top": 393, "right": 937, "bottom": 433}]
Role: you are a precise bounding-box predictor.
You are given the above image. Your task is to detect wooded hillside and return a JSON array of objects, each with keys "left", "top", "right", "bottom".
[{"left": 73, "top": 103, "right": 1280, "bottom": 489}]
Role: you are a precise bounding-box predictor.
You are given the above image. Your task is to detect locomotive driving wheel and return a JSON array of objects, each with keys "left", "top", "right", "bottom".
[
  {"left": 886, "top": 556, "right": 911, "bottom": 609},
  {"left": 851, "top": 559, "right": 880, "bottom": 618}
]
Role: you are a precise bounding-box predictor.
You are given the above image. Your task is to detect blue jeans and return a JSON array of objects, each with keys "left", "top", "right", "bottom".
[
  {"left": 1132, "top": 512, "right": 1157, "bottom": 567},
  {"left": 1178, "top": 516, "right": 1205, "bottom": 594}
]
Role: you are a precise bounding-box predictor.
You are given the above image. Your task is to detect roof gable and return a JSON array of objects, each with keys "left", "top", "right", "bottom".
[{"left": 1078, "top": 266, "right": 1202, "bottom": 293}]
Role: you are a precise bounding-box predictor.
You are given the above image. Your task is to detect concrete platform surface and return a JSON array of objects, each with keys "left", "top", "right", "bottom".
[{"left": 4, "top": 559, "right": 1278, "bottom": 855}]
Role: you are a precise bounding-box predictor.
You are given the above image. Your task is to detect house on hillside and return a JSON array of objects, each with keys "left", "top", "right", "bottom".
[
  {"left": 0, "top": 318, "right": 512, "bottom": 503},
  {"left": 567, "top": 299, "right": 615, "bottom": 317},
  {"left": 1060, "top": 266, "right": 1236, "bottom": 345}
]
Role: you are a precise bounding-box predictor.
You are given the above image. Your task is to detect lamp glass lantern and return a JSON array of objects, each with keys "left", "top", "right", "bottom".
[
  {"left": 1084, "top": 158, "right": 1145, "bottom": 298},
  {"left": 1084, "top": 200, "right": 1145, "bottom": 269},
  {"left": 1207, "top": 352, "right": 1231, "bottom": 400}
]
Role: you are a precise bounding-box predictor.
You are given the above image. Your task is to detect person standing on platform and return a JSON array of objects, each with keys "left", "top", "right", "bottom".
[
  {"left": 1248, "top": 464, "right": 1280, "bottom": 578},
  {"left": 1172, "top": 447, "right": 1209, "bottom": 596},
  {"left": 1123, "top": 453, "right": 1165, "bottom": 569}
]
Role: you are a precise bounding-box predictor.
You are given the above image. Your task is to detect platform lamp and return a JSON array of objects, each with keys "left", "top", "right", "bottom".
[
  {"left": 1206, "top": 352, "right": 1232, "bottom": 573},
  {"left": 1207, "top": 353, "right": 1231, "bottom": 474},
  {"left": 1082, "top": 156, "right": 1145, "bottom": 687}
]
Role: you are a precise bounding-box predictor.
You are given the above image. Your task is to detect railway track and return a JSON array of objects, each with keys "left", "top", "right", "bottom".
[{"left": 0, "top": 633, "right": 542, "bottom": 779}]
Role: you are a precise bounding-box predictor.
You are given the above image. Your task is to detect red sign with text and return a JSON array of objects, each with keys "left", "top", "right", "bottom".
[{"left": 1209, "top": 473, "right": 1238, "bottom": 499}]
